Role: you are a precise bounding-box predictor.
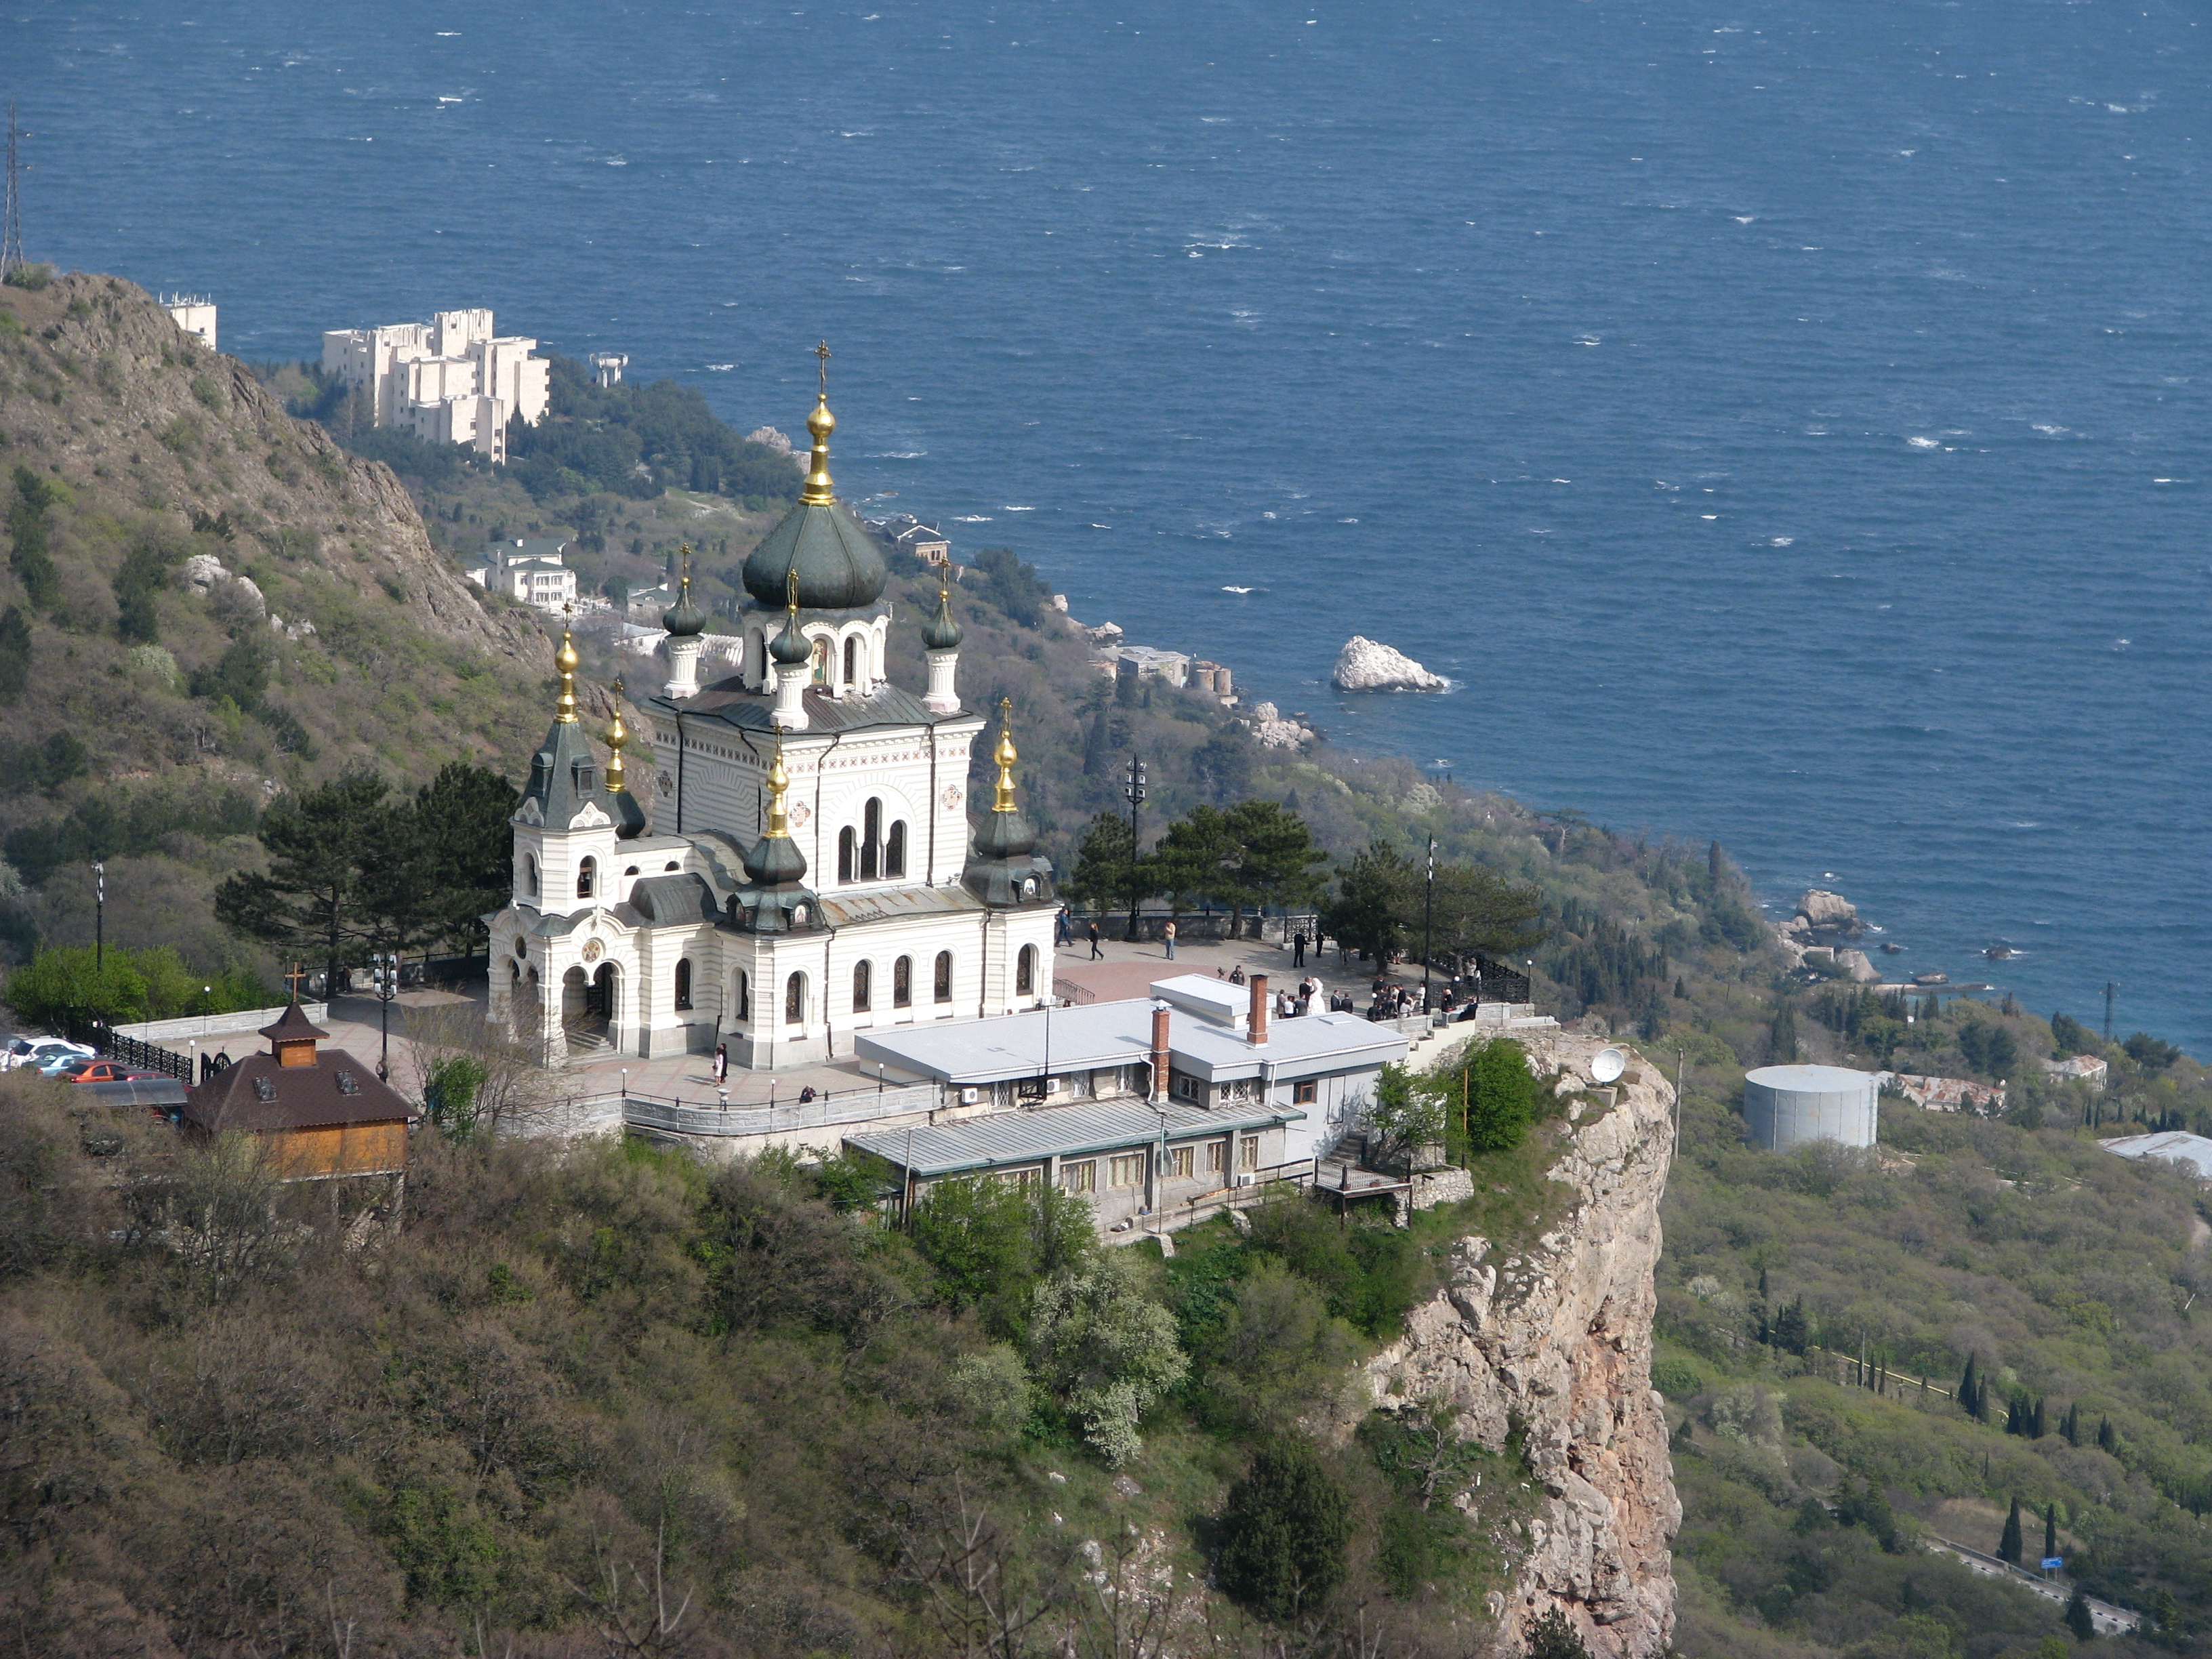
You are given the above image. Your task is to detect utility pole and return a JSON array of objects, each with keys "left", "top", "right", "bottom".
[
  {"left": 1122, "top": 754, "right": 1147, "bottom": 943},
  {"left": 0, "top": 102, "right": 23, "bottom": 285},
  {"left": 1422, "top": 835, "right": 1435, "bottom": 1013},
  {"left": 1674, "top": 1048, "right": 1687, "bottom": 1159},
  {"left": 92, "top": 861, "right": 105, "bottom": 975}
]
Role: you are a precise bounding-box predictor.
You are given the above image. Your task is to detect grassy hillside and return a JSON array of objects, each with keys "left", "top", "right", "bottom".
[{"left": 0, "top": 273, "right": 559, "bottom": 976}]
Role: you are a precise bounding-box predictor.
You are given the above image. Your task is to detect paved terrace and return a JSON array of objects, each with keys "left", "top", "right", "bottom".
[{"left": 136, "top": 929, "right": 1441, "bottom": 1126}]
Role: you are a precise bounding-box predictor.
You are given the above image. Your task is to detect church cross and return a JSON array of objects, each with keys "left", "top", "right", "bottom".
[
  {"left": 284, "top": 962, "right": 308, "bottom": 1002},
  {"left": 815, "top": 339, "right": 831, "bottom": 397}
]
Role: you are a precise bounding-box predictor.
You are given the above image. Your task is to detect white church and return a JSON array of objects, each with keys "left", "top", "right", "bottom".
[{"left": 486, "top": 356, "right": 1059, "bottom": 1070}]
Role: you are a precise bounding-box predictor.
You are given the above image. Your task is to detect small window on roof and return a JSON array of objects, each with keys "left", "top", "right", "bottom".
[
  {"left": 252, "top": 1076, "right": 276, "bottom": 1101},
  {"left": 1293, "top": 1078, "right": 1318, "bottom": 1105},
  {"left": 665, "top": 861, "right": 679, "bottom": 872},
  {"left": 335, "top": 1071, "right": 361, "bottom": 1096},
  {"left": 625, "top": 865, "right": 640, "bottom": 876}
]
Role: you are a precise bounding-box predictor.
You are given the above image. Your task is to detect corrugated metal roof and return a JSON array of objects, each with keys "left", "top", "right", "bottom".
[
  {"left": 845, "top": 1097, "right": 1303, "bottom": 1177},
  {"left": 821, "top": 884, "right": 987, "bottom": 926},
  {"left": 2102, "top": 1131, "right": 2212, "bottom": 1181},
  {"left": 653, "top": 680, "right": 968, "bottom": 735}
]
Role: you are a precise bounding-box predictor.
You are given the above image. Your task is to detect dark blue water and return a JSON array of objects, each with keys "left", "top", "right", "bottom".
[{"left": 20, "top": 0, "right": 2211, "bottom": 1050}]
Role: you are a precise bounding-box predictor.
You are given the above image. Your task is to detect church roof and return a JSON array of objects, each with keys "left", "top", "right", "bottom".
[
  {"left": 628, "top": 873, "right": 719, "bottom": 925},
  {"left": 518, "top": 713, "right": 604, "bottom": 830},
  {"left": 258, "top": 1002, "right": 329, "bottom": 1043},
  {"left": 183, "top": 1049, "right": 417, "bottom": 1135},
  {"left": 741, "top": 497, "right": 888, "bottom": 611}
]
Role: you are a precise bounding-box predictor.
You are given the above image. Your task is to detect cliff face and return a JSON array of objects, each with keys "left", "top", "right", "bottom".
[{"left": 1368, "top": 1033, "right": 1679, "bottom": 1658}]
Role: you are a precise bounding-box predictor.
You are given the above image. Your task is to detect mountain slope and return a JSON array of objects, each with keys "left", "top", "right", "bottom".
[{"left": 0, "top": 272, "right": 556, "bottom": 968}]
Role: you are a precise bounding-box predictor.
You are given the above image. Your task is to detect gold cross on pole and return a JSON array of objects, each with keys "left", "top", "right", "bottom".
[{"left": 815, "top": 339, "right": 831, "bottom": 397}]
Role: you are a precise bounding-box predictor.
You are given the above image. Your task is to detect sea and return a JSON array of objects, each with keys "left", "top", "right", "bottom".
[{"left": 18, "top": 0, "right": 2212, "bottom": 1052}]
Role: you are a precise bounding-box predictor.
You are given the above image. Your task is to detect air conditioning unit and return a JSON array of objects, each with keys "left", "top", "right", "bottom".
[
  {"left": 959, "top": 1087, "right": 981, "bottom": 1105},
  {"left": 1233, "top": 1173, "right": 1254, "bottom": 1188}
]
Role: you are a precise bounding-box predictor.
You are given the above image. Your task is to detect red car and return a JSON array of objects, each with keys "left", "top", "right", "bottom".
[{"left": 67, "top": 1061, "right": 166, "bottom": 1085}]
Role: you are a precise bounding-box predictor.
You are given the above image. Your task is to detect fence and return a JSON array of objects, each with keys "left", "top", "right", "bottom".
[
  {"left": 111, "top": 1004, "right": 330, "bottom": 1044},
  {"left": 100, "top": 1030, "right": 193, "bottom": 1082}
]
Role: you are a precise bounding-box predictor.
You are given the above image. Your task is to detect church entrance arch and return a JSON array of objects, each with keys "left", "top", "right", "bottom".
[
  {"left": 593, "top": 962, "right": 619, "bottom": 1033},
  {"left": 562, "top": 964, "right": 613, "bottom": 1054}
]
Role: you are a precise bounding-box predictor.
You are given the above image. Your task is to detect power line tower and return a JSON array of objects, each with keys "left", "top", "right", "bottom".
[{"left": 0, "top": 100, "right": 22, "bottom": 284}]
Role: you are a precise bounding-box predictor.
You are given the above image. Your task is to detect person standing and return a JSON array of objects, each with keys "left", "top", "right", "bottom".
[
  {"left": 1057, "top": 904, "right": 1073, "bottom": 947},
  {"left": 1088, "top": 920, "right": 1103, "bottom": 960},
  {"left": 1293, "top": 929, "right": 1307, "bottom": 968},
  {"left": 713, "top": 1042, "right": 729, "bottom": 1084},
  {"left": 1163, "top": 919, "right": 1177, "bottom": 960}
]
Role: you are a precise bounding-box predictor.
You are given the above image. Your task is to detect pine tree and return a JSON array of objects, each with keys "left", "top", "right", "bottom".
[
  {"left": 1216, "top": 1442, "right": 1351, "bottom": 1623},
  {"left": 1527, "top": 1610, "right": 1592, "bottom": 1659},
  {"left": 1999, "top": 1497, "right": 2024, "bottom": 1565}
]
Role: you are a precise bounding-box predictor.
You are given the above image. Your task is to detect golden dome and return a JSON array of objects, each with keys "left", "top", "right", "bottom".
[{"left": 554, "top": 607, "right": 579, "bottom": 723}]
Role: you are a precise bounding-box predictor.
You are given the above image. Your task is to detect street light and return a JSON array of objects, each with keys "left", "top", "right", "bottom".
[
  {"left": 1422, "top": 836, "right": 1435, "bottom": 1015},
  {"left": 91, "top": 861, "right": 105, "bottom": 975},
  {"left": 1122, "top": 754, "right": 1148, "bottom": 943},
  {"left": 371, "top": 951, "right": 398, "bottom": 1081}
]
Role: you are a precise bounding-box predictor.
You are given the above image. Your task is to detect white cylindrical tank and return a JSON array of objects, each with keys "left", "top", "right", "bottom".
[{"left": 1743, "top": 1064, "right": 1878, "bottom": 1151}]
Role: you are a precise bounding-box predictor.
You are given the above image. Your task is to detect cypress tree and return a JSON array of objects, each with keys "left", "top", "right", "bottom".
[
  {"left": 2097, "top": 1418, "right": 2116, "bottom": 1454},
  {"left": 2063, "top": 1404, "right": 2081, "bottom": 1446},
  {"left": 2045, "top": 1502, "right": 2059, "bottom": 1563},
  {"left": 1999, "top": 1497, "right": 2024, "bottom": 1565},
  {"left": 2031, "top": 1398, "right": 2047, "bottom": 1439},
  {"left": 2005, "top": 1396, "right": 2024, "bottom": 1437},
  {"left": 1959, "top": 1356, "right": 1980, "bottom": 1416},
  {"left": 2066, "top": 1588, "right": 2095, "bottom": 1641}
]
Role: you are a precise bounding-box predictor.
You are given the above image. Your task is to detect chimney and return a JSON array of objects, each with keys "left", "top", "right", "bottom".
[
  {"left": 1248, "top": 974, "right": 1269, "bottom": 1047},
  {"left": 1151, "top": 1004, "right": 1172, "bottom": 1103}
]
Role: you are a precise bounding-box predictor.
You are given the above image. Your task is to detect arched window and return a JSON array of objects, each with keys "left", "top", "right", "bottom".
[
  {"left": 576, "top": 856, "right": 596, "bottom": 899},
  {"left": 861, "top": 798, "right": 882, "bottom": 880},
  {"left": 525, "top": 854, "right": 539, "bottom": 897},
  {"left": 1016, "top": 944, "right": 1037, "bottom": 997},
  {"left": 736, "top": 968, "right": 750, "bottom": 1022},
  {"left": 838, "top": 826, "right": 857, "bottom": 884},
  {"left": 933, "top": 950, "right": 954, "bottom": 1004},
  {"left": 886, "top": 819, "right": 907, "bottom": 880},
  {"left": 853, "top": 959, "right": 872, "bottom": 1012},
  {"left": 785, "top": 972, "right": 807, "bottom": 1025},
  {"left": 843, "top": 634, "right": 859, "bottom": 693},
  {"left": 674, "top": 958, "right": 693, "bottom": 1011},
  {"left": 893, "top": 956, "right": 913, "bottom": 1008}
]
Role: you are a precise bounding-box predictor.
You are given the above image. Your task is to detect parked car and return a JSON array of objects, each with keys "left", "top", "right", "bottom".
[
  {"left": 9, "top": 1038, "right": 96, "bottom": 1073},
  {"left": 36, "top": 1048, "right": 105, "bottom": 1077},
  {"left": 68, "top": 1061, "right": 165, "bottom": 1085}
]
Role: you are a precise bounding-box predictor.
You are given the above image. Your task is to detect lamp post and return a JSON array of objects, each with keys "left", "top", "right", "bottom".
[
  {"left": 1122, "top": 754, "right": 1147, "bottom": 943},
  {"left": 92, "top": 861, "right": 105, "bottom": 975},
  {"left": 371, "top": 950, "right": 396, "bottom": 1081},
  {"left": 1422, "top": 836, "right": 1435, "bottom": 1014}
]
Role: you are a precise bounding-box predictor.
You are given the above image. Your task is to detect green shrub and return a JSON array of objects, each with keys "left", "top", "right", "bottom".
[{"left": 1215, "top": 1440, "right": 1351, "bottom": 1622}]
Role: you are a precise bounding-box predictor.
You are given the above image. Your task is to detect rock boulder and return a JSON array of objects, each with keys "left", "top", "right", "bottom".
[{"left": 1332, "top": 635, "right": 1448, "bottom": 692}]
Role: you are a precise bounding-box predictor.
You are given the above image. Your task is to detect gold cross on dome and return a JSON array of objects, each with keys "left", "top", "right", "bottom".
[{"left": 815, "top": 339, "right": 831, "bottom": 397}]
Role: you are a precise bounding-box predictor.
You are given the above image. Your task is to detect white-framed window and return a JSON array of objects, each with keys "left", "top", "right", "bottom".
[
  {"left": 1237, "top": 1135, "right": 1260, "bottom": 1172},
  {"left": 1174, "top": 1074, "right": 1203, "bottom": 1103},
  {"left": 1061, "top": 1160, "right": 1097, "bottom": 1193},
  {"left": 1108, "top": 1153, "right": 1147, "bottom": 1189},
  {"left": 1166, "top": 1145, "right": 1194, "bottom": 1180},
  {"left": 1206, "top": 1139, "right": 1228, "bottom": 1175}
]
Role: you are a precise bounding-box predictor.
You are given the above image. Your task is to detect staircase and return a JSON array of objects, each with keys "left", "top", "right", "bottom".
[
  {"left": 564, "top": 1025, "right": 615, "bottom": 1060},
  {"left": 1314, "top": 1130, "right": 1372, "bottom": 1189}
]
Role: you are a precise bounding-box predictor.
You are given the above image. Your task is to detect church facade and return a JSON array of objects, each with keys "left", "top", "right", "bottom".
[{"left": 486, "top": 359, "right": 1059, "bottom": 1070}]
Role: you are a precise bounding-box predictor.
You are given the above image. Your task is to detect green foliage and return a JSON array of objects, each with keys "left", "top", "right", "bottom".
[
  {"left": 2, "top": 781, "right": 260, "bottom": 886},
  {"left": 1065, "top": 810, "right": 1136, "bottom": 911},
  {"left": 0, "top": 730, "right": 87, "bottom": 796},
  {"left": 912, "top": 1173, "right": 1094, "bottom": 1326},
  {"left": 1525, "top": 1608, "right": 1592, "bottom": 1659},
  {"left": 1025, "top": 1250, "right": 1187, "bottom": 1466},
  {"left": 1432, "top": 1037, "right": 1538, "bottom": 1159},
  {"left": 970, "top": 546, "right": 1057, "bottom": 629},
  {"left": 504, "top": 352, "right": 796, "bottom": 504},
  {"left": 1366, "top": 1062, "right": 1445, "bottom": 1166},
  {"left": 1958, "top": 1017, "right": 2020, "bottom": 1080},
  {"left": 2123, "top": 1032, "right": 2180, "bottom": 1072},
  {"left": 1, "top": 262, "right": 54, "bottom": 291},
  {"left": 112, "top": 533, "right": 176, "bottom": 645},
  {"left": 2051, "top": 1012, "right": 2095, "bottom": 1057},
  {"left": 0, "top": 605, "right": 27, "bottom": 701},
  {"left": 2, "top": 944, "right": 150, "bottom": 1027},
  {"left": 421, "top": 1053, "right": 487, "bottom": 1139},
  {"left": 1242, "top": 1188, "right": 1429, "bottom": 1340},
  {"left": 1215, "top": 1440, "right": 1351, "bottom": 1622},
  {"left": 7, "top": 464, "right": 62, "bottom": 608},
  {"left": 1322, "top": 841, "right": 1405, "bottom": 964}
]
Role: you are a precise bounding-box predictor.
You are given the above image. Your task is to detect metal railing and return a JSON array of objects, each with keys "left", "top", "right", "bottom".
[{"left": 100, "top": 1029, "right": 193, "bottom": 1082}]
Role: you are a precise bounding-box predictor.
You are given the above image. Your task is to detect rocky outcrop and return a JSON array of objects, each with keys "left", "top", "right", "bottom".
[
  {"left": 1366, "top": 1033, "right": 1678, "bottom": 1658},
  {"left": 1332, "top": 635, "right": 1448, "bottom": 692},
  {"left": 1243, "top": 700, "right": 1315, "bottom": 750}
]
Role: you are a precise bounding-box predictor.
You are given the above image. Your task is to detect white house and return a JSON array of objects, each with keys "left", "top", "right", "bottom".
[
  {"left": 472, "top": 538, "right": 578, "bottom": 613},
  {"left": 321, "top": 308, "right": 550, "bottom": 463}
]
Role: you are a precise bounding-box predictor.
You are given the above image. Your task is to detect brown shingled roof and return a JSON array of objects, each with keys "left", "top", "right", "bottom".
[
  {"left": 258, "top": 1002, "right": 331, "bottom": 1043},
  {"left": 182, "top": 1048, "right": 417, "bottom": 1135}
]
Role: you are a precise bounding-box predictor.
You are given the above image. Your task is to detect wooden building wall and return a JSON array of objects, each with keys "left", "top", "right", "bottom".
[{"left": 264, "top": 1120, "right": 409, "bottom": 1179}]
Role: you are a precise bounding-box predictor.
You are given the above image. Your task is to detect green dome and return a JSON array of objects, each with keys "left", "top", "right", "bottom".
[
  {"left": 769, "top": 608, "right": 812, "bottom": 665},
  {"left": 744, "top": 830, "right": 808, "bottom": 886},
  {"left": 742, "top": 498, "right": 888, "bottom": 611},
  {"left": 661, "top": 590, "right": 707, "bottom": 637},
  {"left": 920, "top": 584, "right": 964, "bottom": 651}
]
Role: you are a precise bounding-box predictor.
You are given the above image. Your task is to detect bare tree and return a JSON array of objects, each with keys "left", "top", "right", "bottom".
[{"left": 405, "top": 1002, "right": 569, "bottom": 1140}]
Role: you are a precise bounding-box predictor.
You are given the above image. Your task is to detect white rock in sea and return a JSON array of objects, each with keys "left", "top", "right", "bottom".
[{"left": 1332, "top": 635, "right": 1447, "bottom": 693}]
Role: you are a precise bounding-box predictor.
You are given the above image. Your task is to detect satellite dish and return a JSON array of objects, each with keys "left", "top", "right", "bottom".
[{"left": 1591, "top": 1047, "right": 1626, "bottom": 1085}]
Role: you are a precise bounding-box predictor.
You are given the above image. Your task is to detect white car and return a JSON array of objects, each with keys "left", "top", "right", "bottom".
[{"left": 3, "top": 1036, "right": 95, "bottom": 1073}]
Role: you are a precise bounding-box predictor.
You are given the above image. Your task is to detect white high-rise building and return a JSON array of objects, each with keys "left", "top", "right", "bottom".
[{"left": 320, "top": 307, "right": 550, "bottom": 464}]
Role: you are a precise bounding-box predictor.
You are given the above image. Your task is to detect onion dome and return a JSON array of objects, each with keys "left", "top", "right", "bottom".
[
  {"left": 768, "top": 570, "right": 812, "bottom": 666},
  {"left": 740, "top": 344, "right": 888, "bottom": 611},
  {"left": 602, "top": 678, "right": 647, "bottom": 840},
  {"left": 553, "top": 608, "right": 580, "bottom": 723},
  {"left": 963, "top": 699, "right": 1054, "bottom": 907},
  {"left": 661, "top": 544, "right": 706, "bottom": 637},
  {"left": 742, "top": 741, "right": 809, "bottom": 885},
  {"left": 920, "top": 581, "right": 964, "bottom": 652}
]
